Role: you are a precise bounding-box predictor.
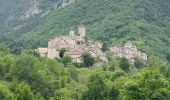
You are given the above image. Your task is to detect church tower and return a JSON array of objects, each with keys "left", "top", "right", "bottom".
[{"left": 78, "top": 25, "right": 86, "bottom": 37}]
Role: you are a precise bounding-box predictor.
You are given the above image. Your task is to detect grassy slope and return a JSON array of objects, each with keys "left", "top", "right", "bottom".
[{"left": 20, "top": 0, "right": 170, "bottom": 62}]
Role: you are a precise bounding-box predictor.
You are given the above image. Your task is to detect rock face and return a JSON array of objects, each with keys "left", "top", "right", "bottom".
[
  {"left": 21, "top": 0, "right": 41, "bottom": 20},
  {"left": 62, "top": 0, "right": 75, "bottom": 8},
  {"left": 110, "top": 42, "right": 147, "bottom": 63}
]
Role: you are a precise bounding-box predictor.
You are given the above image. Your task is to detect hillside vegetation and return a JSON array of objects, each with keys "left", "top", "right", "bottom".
[
  {"left": 0, "top": 0, "right": 61, "bottom": 41},
  {"left": 17, "top": 0, "right": 170, "bottom": 63},
  {"left": 0, "top": 44, "right": 170, "bottom": 100}
]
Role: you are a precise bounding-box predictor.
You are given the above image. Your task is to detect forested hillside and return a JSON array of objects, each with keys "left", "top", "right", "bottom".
[
  {"left": 0, "top": 43, "right": 170, "bottom": 100},
  {"left": 16, "top": 0, "right": 170, "bottom": 63},
  {"left": 0, "top": 0, "right": 62, "bottom": 42}
]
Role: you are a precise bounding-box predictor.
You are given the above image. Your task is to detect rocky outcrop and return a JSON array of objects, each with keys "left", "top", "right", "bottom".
[
  {"left": 62, "top": 0, "right": 75, "bottom": 8},
  {"left": 21, "top": 0, "right": 41, "bottom": 20}
]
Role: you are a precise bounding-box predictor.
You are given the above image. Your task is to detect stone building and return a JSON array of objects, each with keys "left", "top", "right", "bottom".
[
  {"left": 47, "top": 26, "right": 108, "bottom": 62},
  {"left": 110, "top": 42, "right": 147, "bottom": 63},
  {"left": 36, "top": 48, "right": 48, "bottom": 57},
  {"left": 78, "top": 25, "right": 86, "bottom": 37}
]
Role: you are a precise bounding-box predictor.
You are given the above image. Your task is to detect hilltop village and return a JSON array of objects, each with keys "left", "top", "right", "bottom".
[{"left": 36, "top": 26, "right": 147, "bottom": 63}]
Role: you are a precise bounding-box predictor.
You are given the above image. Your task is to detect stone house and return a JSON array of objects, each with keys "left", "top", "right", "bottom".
[
  {"left": 36, "top": 48, "right": 48, "bottom": 57},
  {"left": 46, "top": 26, "right": 108, "bottom": 63},
  {"left": 110, "top": 42, "right": 147, "bottom": 63}
]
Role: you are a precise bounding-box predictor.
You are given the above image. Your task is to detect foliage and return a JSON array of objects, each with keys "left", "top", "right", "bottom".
[
  {"left": 119, "top": 58, "right": 130, "bottom": 72},
  {"left": 0, "top": 81, "right": 14, "bottom": 100},
  {"left": 111, "top": 70, "right": 127, "bottom": 81},
  {"left": 110, "top": 86, "right": 119, "bottom": 100},
  {"left": 123, "top": 67, "right": 170, "bottom": 100},
  {"left": 82, "top": 52, "right": 95, "bottom": 67},
  {"left": 108, "top": 59, "right": 119, "bottom": 71},
  {"left": 0, "top": 55, "right": 13, "bottom": 78},
  {"left": 62, "top": 56, "right": 72, "bottom": 67},
  {"left": 14, "top": 82, "right": 35, "bottom": 100},
  {"left": 68, "top": 66, "right": 78, "bottom": 81},
  {"left": 101, "top": 43, "right": 109, "bottom": 52},
  {"left": 0, "top": 47, "right": 169, "bottom": 99},
  {"left": 0, "top": 43, "right": 9, "bottom": 56},
  {"left": 134, "top": 59, "right": 146, "bottom": 69},
  {"left": 106, "top": 51, "right": 113, "bottom": 61},
  {"left": 59, "top": 48, "right": 66, "bottom": 58},
  {"left": 159, "top": 64, "right": 170, "bottom": 82},
  {"left": 166, "top": 53, "right": 170, "bottom": 63},
  {"left": 81, "top": 73, "right": 111, "bottom": 100}
]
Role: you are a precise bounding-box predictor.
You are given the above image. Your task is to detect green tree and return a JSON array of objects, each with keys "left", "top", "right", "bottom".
[
  {"left": 59, "top": 48, "right": 66, "bottom": 58},
  {"left": 124, "top": 67, "right": 170, "bottom": 100},
  {"left": 0, "top": 43, "right": 9, "bottom": 57},
  {"left": 101, "top": 43, "right": 109, "bottom": 52},
  {"left": 15, "top": 82, "right": 35, "bottom": 100},
  {"left": 9, "top": 54, "right": 38, "bottom": 82},
  {"left": 0, "top": 56, "right": 13, "bottom": 78},
  {"left": 160, "top": 65, "right": 170, "bottom": 82},
  {"left": 108, "top": 59, "right": 118, "bottom": 71},
  {"left": 166, "top": 53, "right": 170, "bottom": 63},
  {"left": 106, "top": 51, "right": 113, "bottom": 61},
  {"left": 62, "top": 56, "right": 72, "bottom": 67},
  {"left": 110, "top": 86, "right": 119, "bottom": 100},
  {"left": 8, "top": 55, "right": 50, "bottom": 99},
  {"left": 69, "top": 66, "right": 78, "bottom": 81},
  {"left": 134, "top": 59, "right": 145, "bottom": 69},
  {"left": 0, "top": 81, "right": 14, "bottom": 100},
  {"left": 119, "top": 58, "right": 130, "bottom": 72},
  {"left": 111, "top": 70, "right": 127, "bottom": 81},
  {"left": 82, "top": 52, "right": 95, "bottom": 67},
  {"left": 81, "top": 73, "right": 110, "bottom": 100}
]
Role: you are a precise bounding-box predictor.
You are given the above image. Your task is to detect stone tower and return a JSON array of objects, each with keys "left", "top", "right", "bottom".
[
  {"left": 69, "top": 30, "right": 75, "bottom": 36},
  {"left": 78, "top": 25, "right": 86, "bottom": 37}
]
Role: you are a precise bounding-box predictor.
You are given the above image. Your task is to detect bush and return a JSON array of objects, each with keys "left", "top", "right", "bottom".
[
  {"left": 166, "top": 53, "right": 170, "bottom": 63},
  {"left": 62, "top": 56, "right": 72, "bottom": 67},
  {"left": 134, "top": 59, "right": 145, "bottom": 69},
  {"left": 111, "top": 70, "right": 126, "bottom": 81},
  {"left": 59, "top": 48, "right": 66, "bottom": 58},
  {"left": 82, "top": 52, "right": 95, "bottom": 67},
  {"left": 101, "top": 43, "right": 109, "bottom": 52},
  {"left": 119, "top": 58, "right": 130, "bottom": 72}
]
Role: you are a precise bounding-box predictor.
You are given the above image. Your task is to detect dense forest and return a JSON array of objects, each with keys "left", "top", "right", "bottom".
[
  {"left": 0, "top": 0, "right": 170, "bottom": 100},
  {"left": 0, "top": 43, "right": 170, "bottom": 100}
]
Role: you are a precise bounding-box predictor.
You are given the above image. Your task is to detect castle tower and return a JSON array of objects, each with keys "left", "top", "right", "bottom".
[
  {"left": 78, "top": 25, "right": 86, "bottom": 37},
  {"left": 69, "top": 30, "right": 75, "bottom": 36}
]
